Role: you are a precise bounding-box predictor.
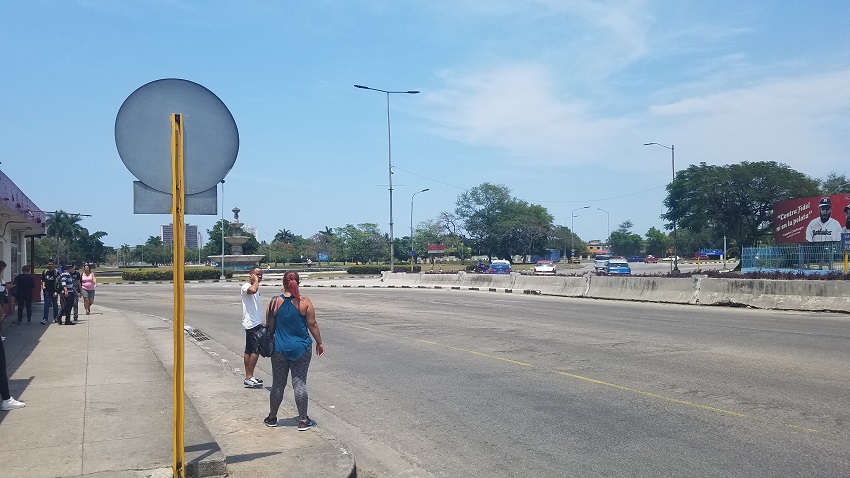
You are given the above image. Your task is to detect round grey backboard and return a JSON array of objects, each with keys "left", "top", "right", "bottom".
[{"left": 115, "top": 78, "right": 239, "bottom": 194}]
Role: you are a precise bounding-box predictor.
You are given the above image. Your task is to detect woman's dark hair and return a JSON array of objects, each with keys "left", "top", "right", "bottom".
[{"left": 0, "top": 260, "right": 6, "bottom": 268}]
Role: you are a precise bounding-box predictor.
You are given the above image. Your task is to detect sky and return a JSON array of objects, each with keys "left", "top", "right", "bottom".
[{"left": 2, "top": 0, "right": 850, "bottom": 249}]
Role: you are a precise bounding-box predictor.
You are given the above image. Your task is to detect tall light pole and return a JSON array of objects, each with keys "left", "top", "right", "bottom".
[
  {"left": 220, "top": 179, "right": 225, "bottom": 280},
  {"left": 355, "top": 84, "right": 420, "bottom": 273},
  {"left": 597, "top": 207, "right": 610, "bottom": 249},
  {"left": 644, "top": 142, "right": 679, "bottom": 273},
  {"left": 197, "top": 230, "right": 202, "bottom": 265},
  {"left": 410, "top": 188, "right": 429, "bottom": 271},
  {"left": 571, "top": 206, "right": 590, "bottom": 259}
]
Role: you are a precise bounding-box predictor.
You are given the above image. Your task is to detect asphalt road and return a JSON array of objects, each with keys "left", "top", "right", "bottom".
[{"left": 98, "top": 282, "right": 849, "bottom": 478}]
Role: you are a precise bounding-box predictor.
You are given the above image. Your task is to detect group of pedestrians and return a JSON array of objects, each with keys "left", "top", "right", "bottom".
[
  {"left": 240, "top": 267, "right": 325, "bottom": 431},
  {"left": 1, "top": 259, "right": 98, "bottom": 327},
  {"left": 36, "top": 260, "right": 97, "bottom": 326},
  {"left": 1, "top": 259, "right": 99, "bottom": 414}
]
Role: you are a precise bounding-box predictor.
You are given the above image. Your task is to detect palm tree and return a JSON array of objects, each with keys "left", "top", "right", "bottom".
[
  {"left": 45, "top": 211, "right": 85, "bottom": 261},
  {"left": 274, "top": 229, "right": 295, "bottom": 243},
  {"left": 120, "top": 244, "right": 131, "bottom": 266}
]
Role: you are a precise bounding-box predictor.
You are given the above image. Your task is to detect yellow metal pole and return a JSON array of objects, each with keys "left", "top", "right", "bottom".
[
  {"left": 844, "top": 250, "right": 848, "bottom": 275},
  {"left": 171, "top": 113, "right": 186, "bottom": 478}
]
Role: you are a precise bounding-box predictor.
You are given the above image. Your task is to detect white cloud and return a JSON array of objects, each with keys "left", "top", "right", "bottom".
[
  {"left": 426, "top": 63, "right": 636, "bottom": 165},
  {"left": 649, "top": 68, "right": 850, "bottom": 172}
]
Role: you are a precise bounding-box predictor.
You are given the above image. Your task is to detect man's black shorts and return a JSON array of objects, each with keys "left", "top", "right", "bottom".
[{"left": 245, "top": 324, "right": 264, "bottom": 355}]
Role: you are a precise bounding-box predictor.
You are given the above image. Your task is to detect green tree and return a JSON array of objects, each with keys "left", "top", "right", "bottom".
[
  {"left": 311, "top": 228, "right": 337, "bottom": 261},
  {"left": 608, "top": 220, "right": 643, "bottom": 257},
  {"left": 274, "top": 229, "right": 295, "bottom": 243},
  {"left": 119, "top": 244, "right": 132, "bottom": 266},
  {"left": 438, "top": 212, "right": 468, "bottom": 263},
  {"left": 664, "top": 161, "right": 820, "bottom": 248},
  {"left": 69, "top": 228, "right": 108, "bottom": 264},
  {"left": 454, "top": 182, "right": 555, "bottom": 260},
  {"left": 205, "top": 220, "right": 231, "bottom": 258},
  {"left": 45, "top": 211, "right": 85, "bottom": 261},
  {"left": 819, "top": 172, "right": 850, "bottom": 195},
  {"left": 644, "top": 227, "right": 669, "bottom": 258},
  {"left": 454, "top": 183, "right": 513, "bottom": 259}
]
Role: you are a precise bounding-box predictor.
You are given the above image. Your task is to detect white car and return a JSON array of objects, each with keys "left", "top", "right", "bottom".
[
  {"left": 660, "top": 256, "right": 682, "bottom": 262},
  {"left": 594, "top": 254, "right": 613, "bottom": 271},
  {"left": 533, "top": 260, "right": 556, "bottom": 275}
]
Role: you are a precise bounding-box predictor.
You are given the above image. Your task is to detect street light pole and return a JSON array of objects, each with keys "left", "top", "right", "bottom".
[
  {"left": 597, "top": 207, "right": 610, "bottom": 248},
  {"left": 571, "top": 206, "right": 590, "bottom": 260},
  {"left": 644, "top": 142, "right": 679, "bottom": 273},
  {"left": 355, "top": 84, "right": 420, "bottom": 273},
  {"left": 410, "top": 188, "right": 430, "bottom": 271}
]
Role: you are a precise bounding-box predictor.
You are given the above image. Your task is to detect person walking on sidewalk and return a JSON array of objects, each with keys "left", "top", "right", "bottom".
[
  {"left": 1, "top": 318, "right": 25, "bottom": 411},
  {"left": 40, "top": 259, "right": 59, "bottom": 325},
  {"left": 240, "top": 266, "right": 264, "bottom": 388},
  {"left": 12, "top": 265, "right": 35, "bottom": 325},
  {"left": 59, "top": 263, "right": 79, "bottom": 325},
  {"left": 264, "top": 271, "right": 325, "bottom": 429},
  {"left": 0, "top": 261, "right": 24, "bottom": 411},
  {"left": 80, "top": 263, "right": 97, "bottom": 315},
  {"left": 68, "top": 262, "right": 82, "bottom": 322},
  {"left": 0, "top": 262, "right": 8, "bottom": 342}
]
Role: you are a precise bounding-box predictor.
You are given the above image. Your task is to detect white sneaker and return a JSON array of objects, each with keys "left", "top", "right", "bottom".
[{"left": 1, "top": 397, "right": 25, "bottom": 411}]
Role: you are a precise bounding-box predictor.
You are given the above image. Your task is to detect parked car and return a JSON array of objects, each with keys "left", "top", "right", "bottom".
[
  {"left": 605, "top": 258, "right": 631, "bottom": 275},
  {"left": 570, "top": 256, "right": 581, "bottom": 264},
  {"left": 691, "top": 253, "right": 710, "bottom": 260},
  {"left": 660, "top": 255, "right": 682, "bottom": 262},
  {"left": 533, "top": 260, "right": 556, "bottom": 275},
  {"left": 626, "top": 256, "right": 644, "bottom": 262},
  {"left": 488, "top": 260, "right": 512, "bottom": 274},
  {"left": 643, "top": 255, "right": 659, "bottom": 263},
  {"left": 594, "top": 254, "right": 613, "bottom": 271}
]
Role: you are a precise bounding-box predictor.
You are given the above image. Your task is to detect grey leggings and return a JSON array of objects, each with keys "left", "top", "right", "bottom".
[{"left": 269, "top": 347, "right": 312, "bottom": 421}]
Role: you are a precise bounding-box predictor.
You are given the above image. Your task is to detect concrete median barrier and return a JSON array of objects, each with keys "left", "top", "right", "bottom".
[
  {"left": 381, "top": 271, "right": 850, "bottom": 312},
  {"left": 586, "top": 275, "right": 697, "bottom": 304},
  {"left": 697, "top": 277, "right": 850, "bottom": 311},
  {"left": 514, "top": 275, "right": 588, "bottom": 297}
]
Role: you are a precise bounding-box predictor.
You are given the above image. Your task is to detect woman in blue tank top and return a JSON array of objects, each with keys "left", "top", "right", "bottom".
[{"left": 264, "top": 271, "right": 325, "bottom": 430}]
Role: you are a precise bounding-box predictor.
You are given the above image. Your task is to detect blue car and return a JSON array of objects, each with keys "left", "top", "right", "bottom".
[
  {"left": 605, "top": 258, "right": 631, "bottom": 275},
  {"left": 488, "top": 261, "right": 512, "bottom": 274}
]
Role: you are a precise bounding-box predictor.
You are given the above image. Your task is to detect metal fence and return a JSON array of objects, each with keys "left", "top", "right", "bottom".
[{"left": 742, "top": 242, "right": 848, "bottom": 275}]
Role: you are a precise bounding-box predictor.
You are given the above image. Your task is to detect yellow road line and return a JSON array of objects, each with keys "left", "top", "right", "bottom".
[
  {"left": 415, "top": 339, "right": 533, "bottom": 367},
  {"left": 341, "top": 321, "right": 818, "bottom": 433},
  {"left": 554, "top": 370, "right": 747, "bottom": 417}
]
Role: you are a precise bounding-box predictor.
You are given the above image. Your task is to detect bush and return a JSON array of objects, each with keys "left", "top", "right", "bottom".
[
  {"left": 122, "top": 268, "right": 233, "bottom": 281},
  {"left": 346, "top": 265, "right": 390, "bottom": 275}
]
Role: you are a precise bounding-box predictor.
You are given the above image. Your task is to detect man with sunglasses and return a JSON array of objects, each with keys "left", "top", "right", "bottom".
[
  {"left": 240, "top": 266, "right": 265, "bottom": 388},
  {"left": 806, "top": 197, "right": 842, "bottom": 242}
]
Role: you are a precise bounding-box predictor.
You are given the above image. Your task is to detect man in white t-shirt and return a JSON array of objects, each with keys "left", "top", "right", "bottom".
[
  {"left": 805, "top": 197, "right": 842, "bottom": 242},
  {"left": 240, "top": 267, "right": 264, "bottom": 388}
]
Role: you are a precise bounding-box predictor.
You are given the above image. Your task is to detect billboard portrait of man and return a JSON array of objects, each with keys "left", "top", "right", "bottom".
[
  {"left": 806, "top": 197, "right": 842, "bottom": 242},
  {"left": 843, "top": 204, "right": 850, "bottom": 234}
]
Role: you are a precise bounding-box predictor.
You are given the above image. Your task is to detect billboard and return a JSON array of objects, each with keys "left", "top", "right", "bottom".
[
  {"left": 773, "top": 194, "right": 850, "bottom": 243},
  {"left": 427, "top": 243, "right": 446, "bottom": 254}
]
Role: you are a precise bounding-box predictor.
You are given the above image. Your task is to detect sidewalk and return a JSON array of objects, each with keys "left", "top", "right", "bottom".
[{"left": 0, "top": 299, "right": 355, "bottom": 478}]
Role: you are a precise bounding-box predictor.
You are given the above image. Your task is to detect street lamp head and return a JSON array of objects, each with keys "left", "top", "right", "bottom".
[
  {"left": 406, "top": 91, "right": 420, "bottom": 94},
  {"left": 422, "top": 188, "right": 430, "bottom": 192},
  {"left": 354, "top": 84, "right": 369, "bottom": 89}
]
